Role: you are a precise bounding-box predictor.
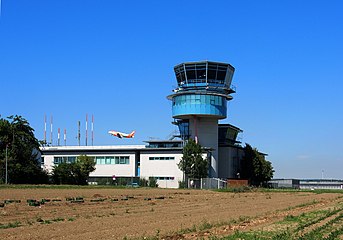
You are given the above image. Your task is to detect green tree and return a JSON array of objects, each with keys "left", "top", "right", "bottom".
[
  {"left": 77, "top": 155, "right": 96, "bottom": 184},
  {"left": 241, "top": 144, "right": 274, "bottom": 186},
  {"left": 51, "top": 162, "right": 76, "bottom": 184},
  {"left": 148, "top": 177, "right": 158, "bottom": 188},
  {"left": 178, "top": 139, "right": 208, "bottom": 180},
  {"left": 51, "top": 155, "right": 95, "bottom": 185},
  {"left": 0, "top": 115, "right": 49, "bottom": 184}
]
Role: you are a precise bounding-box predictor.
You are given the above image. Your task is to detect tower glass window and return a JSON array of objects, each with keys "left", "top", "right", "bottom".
[
  {"left": 174, "top": 61, "right": 234, "bottom": 86},
  {"left": 185, "top": 64, "right": 196, "bottom": 83},
  {"left": 174, "top": 65, "right": 186, "bottom": 85},
  {"left": 196, "top": 63, "right": 207, "bottom": 81},
  {"left": 176, "top": 119, "right": 189, "bottom": 140}
]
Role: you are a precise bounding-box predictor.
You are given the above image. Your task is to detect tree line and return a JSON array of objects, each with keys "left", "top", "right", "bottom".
[
  {"left": 0, "top": 115, "right": 95, "bottom": 184},
  {"left": 178, "top": 139, "right": 274, "bottom": 187},
  {"left": 0, "top": 115, "right": 274, "bottom": 186}
]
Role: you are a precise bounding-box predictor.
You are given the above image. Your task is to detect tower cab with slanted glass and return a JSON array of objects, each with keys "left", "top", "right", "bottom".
[{"left": 168, "top": 61, "right": 235, "bottom": 119}]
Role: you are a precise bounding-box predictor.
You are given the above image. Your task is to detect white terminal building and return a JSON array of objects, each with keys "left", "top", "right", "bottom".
[{"left": 40, "top": 61, "right": 246, "bottom": 188}]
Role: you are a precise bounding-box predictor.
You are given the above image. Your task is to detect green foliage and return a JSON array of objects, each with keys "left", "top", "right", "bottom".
[
  {"left": 178, "top": 139, "right": 208, "bottom": 180},
  {"left": 217, "top": 207, "right": 343, "bottom": 240},
  {"left": 77, "top": 155, "right": 96, "bottom": 183},
  {"left": 178, "top": 180, "right": 186, "bottom": 188},
  {"left": 282, "top": 214, "right": 300, "bottom": 223},
  {"left": 148, "top": 177, "right": 158, "bottom": 188},
  {"left": 216, "top": 186, "right": 253, "bottom": 193},
  {"left": 198, "top": 220, "right": 213, "bottom": 231},
  {"left": 51, "top": 155, "right": 95, "bottom": 185},
  {"left": 241, "top": 144, "right": 274, "bottom": 187},
  {"left": 0, "top": 221, "right": 21, "bottom": 229},
  {"left": 139, "top": 178, "right": 148, "bottom": 187},
  {"left": 0, "top": 115, "right": 49, "bottom": 184}
]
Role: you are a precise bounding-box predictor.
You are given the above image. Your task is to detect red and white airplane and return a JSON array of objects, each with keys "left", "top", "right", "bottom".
[{"left": 108, "top": 130, "right": 135, "bottom": 139}]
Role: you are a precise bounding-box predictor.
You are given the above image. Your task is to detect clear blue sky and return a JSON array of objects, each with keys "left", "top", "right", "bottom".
[{"left": 1, "top": 1, "right": 342, "bottom": 179}]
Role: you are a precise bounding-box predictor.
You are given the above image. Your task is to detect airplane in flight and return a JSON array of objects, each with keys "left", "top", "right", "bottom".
[{"left": 108, "top": 130, "right": 135, "bottom": 139}]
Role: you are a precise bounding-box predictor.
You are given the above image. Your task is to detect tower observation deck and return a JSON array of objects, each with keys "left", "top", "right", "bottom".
[{"left": 167, "top": 61, "right": 236, "bottom": 178}]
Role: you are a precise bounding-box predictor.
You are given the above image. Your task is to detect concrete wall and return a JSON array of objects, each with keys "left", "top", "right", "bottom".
[
  {"left": 43, "top": 153, "right": 136, "bottom": 177},
  {"left": 218, "top": 146, "right": 244, "bottom": 179},
  {"left": 89, "top": 153, "right": 136, "bottom": 177},
  {"left": 42, "top": 155, "right": 54, "bottom": 173},
  {"left": 140, "top": 151, "right": 183, "bottom": 188},
  {"left": 189, "top": 117, "right": 219, "bottom": 178}
]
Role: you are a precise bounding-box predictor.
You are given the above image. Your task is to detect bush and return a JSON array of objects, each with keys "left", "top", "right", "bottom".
[
  {"left": 51, "top": 155, "right": 95, "bottom": 185},
  {"left": 178, "top": 180, "right": 186, "bottom": 188},
  {"left": 148, "top": 177, "right": 158, "bottom": 188},
  {"left": 139, "top": 178, "right": 148, "bottom": 187},
  {"left": 95, "top": 177, "right": 112, "bottom": 185},
  {"left": 217, "top": 186, "right": 253, "bottom": 193}
]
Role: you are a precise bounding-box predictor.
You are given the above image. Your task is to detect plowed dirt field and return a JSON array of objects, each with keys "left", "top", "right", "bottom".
[{"left": 0, "top": 187, "right": 341, "bottom": 239}]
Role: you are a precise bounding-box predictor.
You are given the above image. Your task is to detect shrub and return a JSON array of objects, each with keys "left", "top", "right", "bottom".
[
  {"left": 139, "top": 178, "right": 148, "bottom": 187},
  {"left": 149, "top": 177, "right": 158, "bottom": 188},
  {"left": 178, "top": 180, "right": 186, "bottom": 188}
]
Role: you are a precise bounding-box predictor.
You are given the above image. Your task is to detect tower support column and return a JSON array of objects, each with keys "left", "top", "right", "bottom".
[{"left": 189, "top": 117, "right": 218, "bottom": 178}]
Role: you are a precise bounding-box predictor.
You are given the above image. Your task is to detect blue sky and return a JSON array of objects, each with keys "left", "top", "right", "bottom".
[{"left": 1, "top": 1, "right": 342, "bottom": 179}]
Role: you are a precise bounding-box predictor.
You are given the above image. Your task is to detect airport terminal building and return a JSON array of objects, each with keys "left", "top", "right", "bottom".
[{"left": 40, "top": 61, "right": 246, "bottom": 188}]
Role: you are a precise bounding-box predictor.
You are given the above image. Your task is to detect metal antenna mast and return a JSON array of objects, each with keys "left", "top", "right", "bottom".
[{"left": 78, "top": 121, "right": 81, "bottom": 146}]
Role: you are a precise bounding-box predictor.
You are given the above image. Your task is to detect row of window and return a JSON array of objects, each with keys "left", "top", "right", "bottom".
[
  {"left": 173, "top": 94, "right": 225, "bottom": 106},
  {"left": 96, "top": 156, "right": 130, "bottom": 165},
  {"left": 154, "top": 177, "right": 175, "bottom": 180},
  {"left": 149, "top": 157, "right": 175, "bottom": 160},
  {"left": 147, "top": 142, "right": 181, "bottom": 148},
  {"left": 53, "top": 156, "right": 179, "bottom": 165},
  {"left": 54, "top": 157, "right": 77, "bottom": 164},
  {"left": 174, "top": 63, "right": 232, "bottom": 85},
  {"left": 53, "top": 156, "right": 130, "bottom": 165}
]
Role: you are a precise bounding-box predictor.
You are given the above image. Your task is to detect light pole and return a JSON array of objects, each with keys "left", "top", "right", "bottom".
[{"left": 5, "top": 144, "right": 8, "bottom": 184}]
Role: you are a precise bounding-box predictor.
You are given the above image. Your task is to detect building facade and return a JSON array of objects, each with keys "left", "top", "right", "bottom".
[
  {"left": 41, "top": 141, "right": 185, "bottom": 188},
  {"left": 40, "top": 61, "right": 247, "bottom": 188}
]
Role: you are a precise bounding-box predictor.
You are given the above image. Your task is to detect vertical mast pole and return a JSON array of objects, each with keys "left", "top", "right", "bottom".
[
  {"left": 91, "top": 114, "right": 94, "bottom": 146},
  {"left": 78, "top": 121, "right": 81, "bottom": 146},
  {"left": 50, "top": 115, "right": 53, "bottom": 146},
  {"left": 85, "top": 114, "right": 88, "bottom": 146},
  {"left": 44, "top": 114, "right": 47, "bottom": 144},
  {"left": 57, "top": 128, "right": 60, "bottom": 146},
  {"left": 64, "top": 129, "right": 66, "bottom": 146}
]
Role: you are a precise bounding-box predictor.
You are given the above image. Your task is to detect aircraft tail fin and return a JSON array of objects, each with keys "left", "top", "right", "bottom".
[{"left": 128, "top": 131, "right": 135, "bottom": 138}]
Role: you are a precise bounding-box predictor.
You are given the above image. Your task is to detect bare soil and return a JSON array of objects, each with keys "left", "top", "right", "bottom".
[{"left": 0, "top": 188, "right": 341, "bottom": 240}]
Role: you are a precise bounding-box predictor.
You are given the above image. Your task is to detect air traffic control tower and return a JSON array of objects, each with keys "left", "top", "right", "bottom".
[{"left": 168, "top": 61, "right": 236, "bottom": 178}]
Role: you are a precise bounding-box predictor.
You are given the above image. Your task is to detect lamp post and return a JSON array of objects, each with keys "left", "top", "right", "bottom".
[{"left": 5, "top": 144, "right": 8, "bottom": 184}]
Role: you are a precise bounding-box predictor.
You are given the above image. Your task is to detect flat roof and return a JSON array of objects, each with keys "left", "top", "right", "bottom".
[
  {"left": 218, "top": 123, "right": 243, "bottom": 132},
  {"left": 144, "top": 140, "right": 183, "bottom": 143},
  {"left": 40, "top": 145, "right": 184, "bottom": 155},
  {"left": 174, "top": 60, "right": 235, "bottom": 71},
  {"left": 40, "top": 145, "right": 146, "bottom": 151}
]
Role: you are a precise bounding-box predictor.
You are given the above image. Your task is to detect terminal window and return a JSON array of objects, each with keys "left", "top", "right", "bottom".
[
  {"left": 53, "top": 156, "right": 77, "bottom": 164},
  {"left": 155, "top": 176, "right": 175, "bottom": 180},
  {"left": 149, "top": 157, "right": 175, "bottom": 160},
  {"left": 95, "top": 156, "right": 129, "bottom": 165}
]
